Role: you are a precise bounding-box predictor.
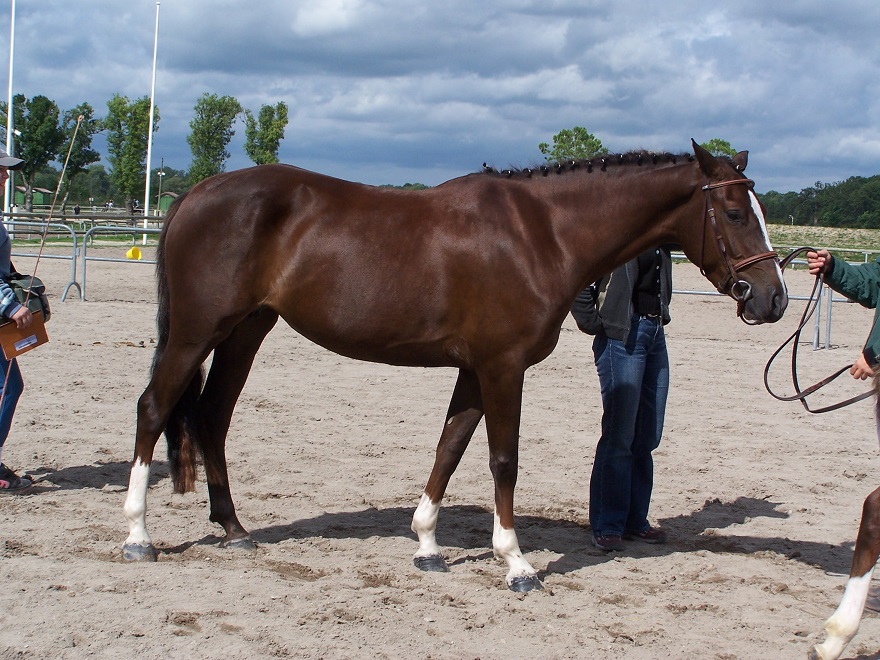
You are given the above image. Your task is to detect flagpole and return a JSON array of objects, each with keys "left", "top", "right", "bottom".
[
  {"left": 142, "top": 0, "right": 159, "bottom": 244},
  {"left": 4, "top": 0, "right": 15, "bottom": 217}
]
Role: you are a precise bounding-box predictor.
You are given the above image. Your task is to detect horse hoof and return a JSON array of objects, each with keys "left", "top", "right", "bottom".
[
  {"left": 122, "top": 543, "right": 157, "bottom": 562},
  {"left": 221, "top": 537, "right": 257, "bottom": 552},
  {"left": 413, "top": 554, "right": 449, "bottom": 572},
  {"left": 508, "top": 574, "right": 543, "bottom": 592}
]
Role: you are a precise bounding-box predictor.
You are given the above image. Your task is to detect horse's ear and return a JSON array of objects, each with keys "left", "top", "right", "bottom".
[
  {"left": 692, "top": 139, "right": 723, "bottom": 178},
  {"left": 732, "top": 150, "right": 749, "bottom": 173}
]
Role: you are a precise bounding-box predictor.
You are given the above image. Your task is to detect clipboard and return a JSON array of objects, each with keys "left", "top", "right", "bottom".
[{"left": 0, "top": 310, "right": 49, "bottom": 359}]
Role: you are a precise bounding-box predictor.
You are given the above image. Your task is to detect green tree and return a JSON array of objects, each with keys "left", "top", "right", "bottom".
[
  {"left": 795, "top": 182, "right": 823, "bottom": 226},
  {"left": 187, "top": 93, "right": 242, "bottom": 183},
  {"left": 760, "top": 189, "right": 799, "bottom": 224},
  {"left": 700, "top": 138, "right": 737, "bottom": 158},
  {"left": 68, "top": 164, "right": 114, "bottom": 208},
  {"left": 104, "top": 94, "right": 159, "bottom": 211},
  {"left": 57, "top": 103, "right": 102, "bottom": 211},
  {"left": 148, "top": 165, "right": 188, "bottom": 209},
  {"left": 243, "top": 102, "right": 288, "bottom": 165},
  {"left": 538, "top": 126, "right": 608, "bottom": 162},
  {"left": 381, "top": 182, "right": 429, "bottom": 190},
  {"left": 8, "top": 94, "right": 65, "bottom": 210},
  {"left": 148, "top": 165, "right": 187, "bottom": 194}
]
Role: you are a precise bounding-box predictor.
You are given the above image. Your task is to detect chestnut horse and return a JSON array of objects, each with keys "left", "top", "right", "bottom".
[{"left": 123, "top": 140, "right": 787, "bottom": 592}]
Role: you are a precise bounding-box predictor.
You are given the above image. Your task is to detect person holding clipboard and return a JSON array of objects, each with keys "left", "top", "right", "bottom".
[{"left": 0, "top": 147, "right": 33, "bottom": 491}]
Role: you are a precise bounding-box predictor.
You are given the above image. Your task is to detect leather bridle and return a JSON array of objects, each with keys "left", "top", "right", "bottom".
[{"left": 700, "top": 178, "right": 779, "bottom": 322}]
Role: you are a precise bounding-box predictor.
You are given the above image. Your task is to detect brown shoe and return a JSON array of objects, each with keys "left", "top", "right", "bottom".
[
  {"left": 0, "top": 463, "right": 32, "bottom": 491},
  {"left": 623, "top": 527, "right": 667, "bottom": 544},
  {"left": 592, "top": 533, "right": 625, "bottom": 552}
]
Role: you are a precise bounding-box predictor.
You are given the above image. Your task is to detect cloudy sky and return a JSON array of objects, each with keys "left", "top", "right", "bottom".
[{"left": 0, "top": 0, "right": 878, "bottom": 193}]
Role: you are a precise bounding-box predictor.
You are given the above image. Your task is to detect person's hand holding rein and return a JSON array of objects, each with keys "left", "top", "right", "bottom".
[{"left": 806, "top": 249, "right": 832, "bottom": 276}]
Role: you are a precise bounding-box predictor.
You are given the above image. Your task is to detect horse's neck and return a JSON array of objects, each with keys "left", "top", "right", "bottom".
[{"left": 555, "top": 163, "right": 702, "bottom": 290}]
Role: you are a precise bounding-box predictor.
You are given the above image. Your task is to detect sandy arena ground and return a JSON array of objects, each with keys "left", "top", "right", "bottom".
[{"left": 1, "top": 246, "right": 880, "bottom": 659}]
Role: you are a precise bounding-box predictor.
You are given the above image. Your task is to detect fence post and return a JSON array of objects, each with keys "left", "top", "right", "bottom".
[{"left": 824, "top": 283, "right": 833, "bottom": 349}]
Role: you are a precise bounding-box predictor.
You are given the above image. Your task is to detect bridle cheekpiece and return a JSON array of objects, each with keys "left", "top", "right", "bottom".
[{"left": 700, "top": 177, "right": 778, "bottom": 323}]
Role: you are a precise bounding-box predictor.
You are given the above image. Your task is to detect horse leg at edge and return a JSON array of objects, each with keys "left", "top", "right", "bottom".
[
  {"left": 412, "top": 368, "right": 484, "bottom": 572},
  {"left": 481, "top": 365, "right": 541, "bottom": 592},
  {"left": 811, "top": 486, "right": 880, "bottom": 660},
  {"left": 199, "top": 309, "right": 278, "bottom": 550},
  {"left": 123, "top": 344, "right": 209, "bottom": 561}
]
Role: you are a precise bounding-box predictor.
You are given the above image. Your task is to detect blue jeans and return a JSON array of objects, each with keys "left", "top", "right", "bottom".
[
  {"left": 590, "top": 316, "right": 669, "bottom": 537},
  {"left": 0, "top": 356, "right": 23, "bottom": 448}
]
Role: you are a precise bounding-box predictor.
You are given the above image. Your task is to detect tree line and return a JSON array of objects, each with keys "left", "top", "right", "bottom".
[
  {"left": 2, "top": 92, "right": 288, "bottom": 213},
  {"left": 760, "top": 177, "right": 880, "bottom": 228}
]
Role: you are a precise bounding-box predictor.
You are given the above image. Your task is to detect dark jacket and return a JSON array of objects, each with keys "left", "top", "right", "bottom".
[
  {"left": 570, "top": 247, "right": 673, "bottom": 341},
  {"left": 0, "top": 223, "right": 23, "bottom": 320}
]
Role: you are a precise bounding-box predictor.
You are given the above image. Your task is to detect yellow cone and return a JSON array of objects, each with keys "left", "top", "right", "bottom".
[{"left": 126, "top": 246, "right": 142, "bottom": 260}]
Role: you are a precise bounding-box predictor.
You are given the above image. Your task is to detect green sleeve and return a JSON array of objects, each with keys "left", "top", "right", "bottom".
[
  {"left": 825, "top": 255, "right": 880, "bottom": 365},
  {"left": 824, "top": 255, "right": 880, "bottom": 309},
  {"left": 864, "top": 308, "right": 880, "bottom": 366}
]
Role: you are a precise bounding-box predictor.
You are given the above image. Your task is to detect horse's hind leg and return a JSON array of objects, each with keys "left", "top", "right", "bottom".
[
  {"left": 811, "top": 485, "right": 880, "bottom": 660},
  {"left": 198, "top": 308, "right": 278, "bottom": 550},
  {"left": 123, "top": 342, "right": 211, "bottom": 561},
  {"left": 412, "top": 368, "right": 483, "bottom": 572}
]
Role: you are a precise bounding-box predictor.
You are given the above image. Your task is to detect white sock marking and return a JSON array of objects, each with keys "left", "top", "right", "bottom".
[
  {"left": 123, "top": 458, "right": 152, "bottom": 548},
  {"left": 411, "top": 493, "right": 442, "bottom": 558},
  {"left": 813, "top": 569, "right": 873, "bottom": 659},
  {"left": 493, "top": 509, "right": 537, "bottom": 586}
]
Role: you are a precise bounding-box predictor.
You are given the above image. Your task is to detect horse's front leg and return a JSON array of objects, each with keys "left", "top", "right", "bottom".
[
  {"left": 412, "top": 368, "right": 484, "bottom": 572},
  {"left": 811, "top": 486, "right": 880, "bottom": 660},
  {"left": 481, "top": 365, "right": 541, "bottom": 592}
]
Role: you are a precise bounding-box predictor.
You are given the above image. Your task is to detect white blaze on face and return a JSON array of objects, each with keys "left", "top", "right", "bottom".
[
  {"left": 748, "top": 190, "right": 772, "bottom": 248},
  {"left": 749, "top": 190, "right": 786, "bottom": 288}
]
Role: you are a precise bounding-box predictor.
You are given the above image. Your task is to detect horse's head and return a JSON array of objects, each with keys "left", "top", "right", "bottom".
[{"left": 685, "top": 139, "right": 788, "bottom": 324}]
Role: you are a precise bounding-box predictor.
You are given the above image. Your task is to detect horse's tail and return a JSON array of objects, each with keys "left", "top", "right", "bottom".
[{"left": 154, "top": 191, "right": 204, "bottom": 494}]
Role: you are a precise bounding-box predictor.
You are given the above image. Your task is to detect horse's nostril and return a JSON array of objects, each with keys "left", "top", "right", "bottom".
[{"left": 767, "top": 292, "right": 788, "bottom": 322}]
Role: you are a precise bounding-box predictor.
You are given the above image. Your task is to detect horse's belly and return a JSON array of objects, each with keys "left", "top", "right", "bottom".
[{"left": 286, "top": 319, "right": 462, "bottom": 368}]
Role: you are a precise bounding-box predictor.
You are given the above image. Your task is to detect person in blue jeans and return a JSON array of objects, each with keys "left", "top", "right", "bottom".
[
  {"left": 0, "top": 147, "right": 33, "bottom": 491},
  {"left": 571, "top": 246, "right": 673, "bottom": 551}
]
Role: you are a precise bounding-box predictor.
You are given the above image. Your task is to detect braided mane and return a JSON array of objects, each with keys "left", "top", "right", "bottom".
[{"left": 479, "top": 150, "right": 700, "bottom": 179}]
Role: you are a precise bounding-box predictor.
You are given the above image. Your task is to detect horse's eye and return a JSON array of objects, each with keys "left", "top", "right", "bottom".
[{"left": 726, "top": 209, "right": 742, "bottom": 223}]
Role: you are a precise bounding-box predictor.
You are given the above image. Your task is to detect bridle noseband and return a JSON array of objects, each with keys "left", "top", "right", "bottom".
[{"left": 700, "top": 178, "right": 779, "bottom": 322}]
